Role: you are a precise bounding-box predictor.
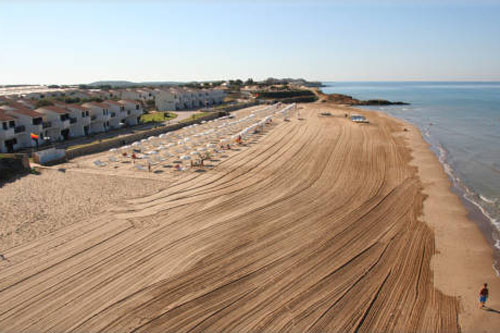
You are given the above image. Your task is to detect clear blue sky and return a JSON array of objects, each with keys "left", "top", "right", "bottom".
[{"left": 1, "top": 0, "right": 499, "bottom": 84}]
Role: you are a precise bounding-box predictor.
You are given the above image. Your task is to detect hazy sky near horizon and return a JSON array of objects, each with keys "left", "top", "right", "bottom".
[{"left": 1, "top": 0, "right": 499, "bottom": 84}]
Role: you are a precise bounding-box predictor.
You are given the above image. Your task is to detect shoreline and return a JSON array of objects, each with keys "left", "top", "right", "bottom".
[
  {"left": 368, "top": 108, "right": 500, "bottom": 331},
  {"left": 368, "top": 105, "right": 500, "bottom": 275},
  {"left": 0, "top": 102, "right": 498, "bottom": 331}
]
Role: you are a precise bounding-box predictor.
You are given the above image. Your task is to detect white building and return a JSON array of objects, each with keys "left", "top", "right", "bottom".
[
  {"left": 136, "top": 88, "right": 155, "bottom": 101},
  {"left": 120, "top": 89, "right": 142, "bottom": 100},
  {"left": 54, "top": 103, "right": 91, "bottom": 137},
  {"left": 103, "top": 100, "right": 127, "bottom": 129},
  {"left": 152, "top": 87, "right": 225, "bottom": 111},
  {"left": 118, "top": 99, "right": 143, "bottom": 126},
  {"left": 209, "top": 89, "right": 225, "bottom": 104},
  {"left": 154, "top": 89, "right": 176, "bottom": 111},
  {"left": 0, "top": 107, "right": 45, "bottom": 150},
  {"left": 36, "top": 106, "right": 71, "bottom": 141},
  {"left": 82, "top": 102, "right": 111, "bottom": 133},
  {"left": 0, "top": 110, "right": 18, "bottom": 153}
]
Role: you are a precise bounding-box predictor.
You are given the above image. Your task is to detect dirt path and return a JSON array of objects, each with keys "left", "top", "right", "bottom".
[{"left": 0, "top": 103, "right": 463, "bottom": 331}]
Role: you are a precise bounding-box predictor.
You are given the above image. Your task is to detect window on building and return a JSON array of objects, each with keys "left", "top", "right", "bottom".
[{"left": 2, "top": 122, "right": 7, "bottom": 130}]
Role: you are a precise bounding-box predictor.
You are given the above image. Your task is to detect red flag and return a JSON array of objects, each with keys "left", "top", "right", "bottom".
[{"left": 30, "top": 133, "right": 39, "bottom": 140}]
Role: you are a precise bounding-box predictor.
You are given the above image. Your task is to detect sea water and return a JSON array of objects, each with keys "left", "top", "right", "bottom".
[{"left": 322, "top": 82, "right": 500, "bottom": 271}]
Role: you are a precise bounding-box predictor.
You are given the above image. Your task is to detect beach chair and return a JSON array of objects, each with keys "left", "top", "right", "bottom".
[{"left": 93, "top": 160, "right": 107, "bottom": 167}]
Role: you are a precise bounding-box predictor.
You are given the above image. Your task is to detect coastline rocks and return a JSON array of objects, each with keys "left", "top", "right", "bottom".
[
  {"left": 322, "top": 93, "right": 409, "bottom": 106},
  {"left": 362, "top": 99, "right": 409, "bottom": 106}
]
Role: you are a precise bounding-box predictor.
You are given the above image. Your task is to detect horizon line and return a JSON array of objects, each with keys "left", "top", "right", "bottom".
[{"left": 2, "top": 79, "right": 500, "bottom": 86}]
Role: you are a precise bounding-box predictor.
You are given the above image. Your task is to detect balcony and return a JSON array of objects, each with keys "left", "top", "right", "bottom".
[
  {"left": 43, "top": 122, "right": 52, "bottom": 129},
  {"left": 91, "top": 115, "right": 97, "bottom": 121},
  {"left": 14, "top": 125, "right": 26, "bottom": 133}
]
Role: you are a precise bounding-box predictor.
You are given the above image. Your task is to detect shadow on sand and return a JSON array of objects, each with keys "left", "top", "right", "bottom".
[{"left": 482, "top": 306, "right": 500, "bottom": 314}]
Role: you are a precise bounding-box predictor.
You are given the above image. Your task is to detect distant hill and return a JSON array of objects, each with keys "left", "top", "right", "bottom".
[{"left": 88, "top": 81, "right": 185, "bottom": 88}]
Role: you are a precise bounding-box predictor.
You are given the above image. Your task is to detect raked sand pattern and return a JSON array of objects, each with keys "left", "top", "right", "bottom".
[{"left": 0, "top": 103, "right": 467, "bottom": 331}]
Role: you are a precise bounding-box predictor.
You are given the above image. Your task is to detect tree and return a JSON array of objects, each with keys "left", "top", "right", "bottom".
[
  {"left": 245, "top": 78, "right": 254, "bottom": 85},
  {"left": 35, "top": 99, "right": 54, "bottom": 108}
]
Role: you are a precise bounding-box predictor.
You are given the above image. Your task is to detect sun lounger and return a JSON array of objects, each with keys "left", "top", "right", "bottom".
[{"left": 93, "top": 160, "right": 107, "bottom": 167}]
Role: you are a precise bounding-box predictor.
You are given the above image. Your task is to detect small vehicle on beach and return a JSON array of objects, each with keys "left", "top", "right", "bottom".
[{"left": 351, "top": 114, "right": 369, "bottom": 123}]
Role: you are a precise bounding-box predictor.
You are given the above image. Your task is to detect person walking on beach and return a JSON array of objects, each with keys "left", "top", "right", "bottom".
[{"left": 479, "top": 283, "right": 489, "bottom": 308}]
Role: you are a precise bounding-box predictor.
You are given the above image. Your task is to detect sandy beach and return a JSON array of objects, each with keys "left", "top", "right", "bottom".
[{"left": 0, "top": 102, "right": 498, "bottom": 332}]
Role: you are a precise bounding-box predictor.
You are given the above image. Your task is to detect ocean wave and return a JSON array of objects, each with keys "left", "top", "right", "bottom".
[
  {"left": 432, "top": 138, "right": 500, "bottom": 277},
  {"left": 480, "top": 194, "right": 498, "bottom": 205},
  {"left": 493, "top": 261, "right": 500, "bottom": 277},
  {"left": 433, "top": 142, "right": 500, "bottom": 235}
]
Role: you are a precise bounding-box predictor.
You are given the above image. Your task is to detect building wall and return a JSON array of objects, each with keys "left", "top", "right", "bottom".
[{"left": 155, "top": 92, "right": 176, "bottom": 111}]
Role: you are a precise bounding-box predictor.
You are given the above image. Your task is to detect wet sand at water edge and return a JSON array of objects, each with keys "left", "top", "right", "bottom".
[{"left": 0, "top": 102, "right": 498, "bottom": 332}]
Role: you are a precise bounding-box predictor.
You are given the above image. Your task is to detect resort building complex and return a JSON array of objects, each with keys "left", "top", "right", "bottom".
[{"left": 0, "top": 86, "right": 225, "bottom": 153}]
